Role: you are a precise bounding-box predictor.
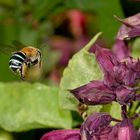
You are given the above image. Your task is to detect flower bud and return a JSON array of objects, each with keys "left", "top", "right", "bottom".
[
  {"left": 94, "top": 45, "right": 119, "bottom": 75},
  {"left": 70, "top": 81, "right": 116, "bottom": 105},
  {"left": 118, "top": 118, "right": 138, "bottom": 140},
  {"left": 109, "top": 118, "right": 139, "bottom": 140},
  {"left": 112, "top": 39, "right": 130, "bottom": 61},
  {"left": 116, "top": 86, "right": 136, "bottom": 105},
  {"left": 80, "top": 112, "right": 112, "bottom": 140}
]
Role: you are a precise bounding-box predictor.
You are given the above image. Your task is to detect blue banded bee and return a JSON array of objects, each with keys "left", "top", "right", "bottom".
[
  {"left": 9, "top": 47, "right": 41, "bottom": 80},
  {"left": 0, "top": 41, "right": 42, "bottom": 80}
]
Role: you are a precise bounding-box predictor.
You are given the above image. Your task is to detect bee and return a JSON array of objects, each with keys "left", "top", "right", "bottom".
[
  {"left": 9, "top": 46, "right": 41, "bottom": 80},
  {"left": 0, "top": 41, "right": 42, "bottom": 80}
]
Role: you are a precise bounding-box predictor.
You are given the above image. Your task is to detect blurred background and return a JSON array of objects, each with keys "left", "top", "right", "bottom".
[{"left": 0, "top": 0, "right": 140, "bottom": 139}]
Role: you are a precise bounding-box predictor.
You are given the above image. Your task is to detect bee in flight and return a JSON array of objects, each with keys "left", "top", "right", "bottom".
[
  {"left": 1, "top": 41, "right": 42, "bottom": 80},
  {"left": 9, "top": 46, "right": 41, "bottom": 80}
]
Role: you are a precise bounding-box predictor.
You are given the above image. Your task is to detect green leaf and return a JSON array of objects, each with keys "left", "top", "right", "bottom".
[
  {"left": 110, "top": 102, "right": 121, "bottom": 120},
  {"left": 59, "top": 33, "right": 103, "bottom": 112},
  {"left": 0, "top": 82, "right": 72, "bottom": 132},
  {"left": 110, "top": 102, "right": 121, "bottom": 126}
]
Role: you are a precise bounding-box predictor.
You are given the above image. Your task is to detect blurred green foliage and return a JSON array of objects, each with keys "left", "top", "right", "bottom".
[
  {"left": 0, "top": 0, "right": 123, "bottom": 80},
  {"left": 0, "top": 0, "right": 123, "bottom": 82}
]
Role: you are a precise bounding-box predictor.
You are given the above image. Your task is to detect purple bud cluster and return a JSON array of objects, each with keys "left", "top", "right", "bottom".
[
  {"left": 40, "top": 13, "right": 140, "bottom": 140},
  {"left": 70, "top": 45, "right": 140, "bottom": 106}
]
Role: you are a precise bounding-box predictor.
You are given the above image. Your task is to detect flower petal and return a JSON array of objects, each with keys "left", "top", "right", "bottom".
[
  {"left": 70, "top": 80, "right": 116, "bottom": 105},
  {"left": 108, "top": 123, "right": 120, "bottom": 140},
  {"left": 118, "top": 118, "right": 139, "bottom": 140},
  {"left": 94, "top": 45, "right": 119, "bottom": 75},
  {"left": 116, "top": 86, "right": 136, "bottom": 105},
  {"left": 40, "top": 129, "right": 81, "bottom": 140},
  {"left": 114, "top": 61, "right": 138, "bottom": 86},
  {"left": 104, "top": 72, "right": 119, "bottom": 87},
  {"left": 115, "top": 13, "right": 140, "bottom": 40},
  {"left": 112, "top": 39, "right": 130, "bottom": 61},
  {"left": 115, "top": 13, "right": 140, "bottom": 28},
  {"left": 109, "top": 118, "right": 138, "bottom": 140}
]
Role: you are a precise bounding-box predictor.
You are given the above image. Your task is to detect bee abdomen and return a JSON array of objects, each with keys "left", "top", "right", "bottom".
[{"left": 9, "top": 52, "right": 26, "bottom": 72}]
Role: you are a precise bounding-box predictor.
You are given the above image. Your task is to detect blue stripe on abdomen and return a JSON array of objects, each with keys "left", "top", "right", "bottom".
[{"left": 9, "top": 52, "right": 26, "bottom": 72}]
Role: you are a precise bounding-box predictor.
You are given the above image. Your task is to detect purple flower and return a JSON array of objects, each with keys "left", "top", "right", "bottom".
[
  {"left": 115, "top": 13, "right": 140, "bottom": 40},
  {"left": 40, "top": 129, "right": 81, "bottom": 140},
  {"left": 94, "top": 45, "right": 139, "bottom": 87},
  {"left": 70, "top": 80, "right": 116, "bottom": 105},
  {"left": 118, "top": 118, "right": 138, "bottom": 140},
  {"left": 94, "top": 45, "right": 119, "bottom": 75},
  {"left": 123, "top": 57, "right": 140, "bottom": 80},
  {"left": 93, "top": 46, "right": 140, "bottom": 89},
  {"left": 114, "top": 62, "right": 137, "bottom": 86},
  {"left": 109, "top": 118, "right": 139, "bottom": 140},
  {"left": 80, "top": 112, "right": 113, "bottom": 140},
  {"left": 70, "top": 45, "right": 140, "bottom": 105},
  {"left": 115, "top": 86, "right": 137, "bottom": 105},
  {"left": 108, "top": 123, "right": 120, "bottom": 140},
  {"left": 80, "top": 112, "right": 139, "bottom": 140},
  {"left": 112, "top": 39, "right": 130, "bottom": 61}
]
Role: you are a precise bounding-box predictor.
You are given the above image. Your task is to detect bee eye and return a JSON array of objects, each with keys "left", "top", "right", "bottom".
[{"left": 31, "top": 59, "right": 38, "bottom": 65}]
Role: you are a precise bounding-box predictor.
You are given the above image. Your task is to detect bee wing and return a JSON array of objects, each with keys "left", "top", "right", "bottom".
[
  {"left": 38, "top": 43, "right": 48, "bottom": 51},
  {"left": 12, "top": 40, "right": 26, "bottom": 49},
  {"left": 0, "top": 41, "right": 26, "bottom": 55},
  {"left": 0, "top": 44, "right": 17, "bottom": 54}
]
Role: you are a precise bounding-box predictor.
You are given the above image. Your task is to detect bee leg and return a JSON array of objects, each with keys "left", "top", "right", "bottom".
[
  {"left": 20, "top": 63, "right": 28, "bottom": 80},
  {"left": 39, "top": 59, "right": 41, "bottom": 68},
  {"left": 38, "top": 50, "right": 42, "bottom": 68}
]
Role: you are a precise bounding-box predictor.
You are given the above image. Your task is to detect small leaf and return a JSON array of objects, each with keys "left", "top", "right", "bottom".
[
  {"left": 0, "top": 82, "right": 72, "bottom": 132},
  {"left": 59, "top": 33, "right": 102, "bottom": 112},
  {"left": 132, "top": 37, "right": 140, "bottom": 58},
  {"left": 110, "top": 102, "right": 121, "bottom": 126},
  {"left": 110, "top": 102, "right": 121, "bottom": 120}
]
